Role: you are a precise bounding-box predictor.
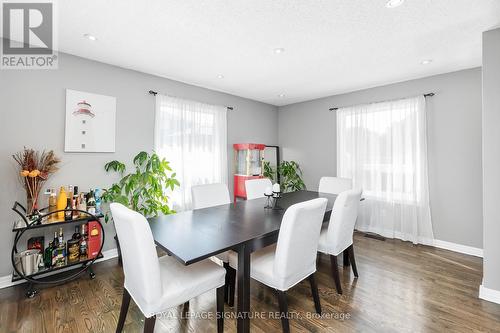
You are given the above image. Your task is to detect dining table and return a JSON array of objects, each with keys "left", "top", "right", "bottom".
[{"left": 148, "top": 190, "right": 338, "bottom": 333}]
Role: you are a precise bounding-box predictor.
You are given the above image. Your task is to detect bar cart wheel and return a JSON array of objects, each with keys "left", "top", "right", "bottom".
[
  {"left": 25, "top": 283, "right": 37, "bottom": 298},
  {"left": 89, "top": 267, "right": 96, "bottom": 279}
]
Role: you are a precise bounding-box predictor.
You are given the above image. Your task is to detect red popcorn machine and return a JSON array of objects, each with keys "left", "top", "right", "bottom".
[{"left": 233, "top": 143, "right": 266, "bottom": 201}]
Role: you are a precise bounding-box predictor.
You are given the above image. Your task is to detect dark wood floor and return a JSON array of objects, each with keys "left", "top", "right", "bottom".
[{"left": 2, "top": 233, "right": 500, "bottom": 333}]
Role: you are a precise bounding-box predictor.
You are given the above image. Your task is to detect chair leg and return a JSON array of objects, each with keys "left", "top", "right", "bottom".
[
  {"left": 329, "top": 255, "right": 342, "bottom": 295},
  {"left": 343, "top": 249, "right": 350, "bottom": 267},
  {"left": 308, "top": 273, "right": 322, "bottom": 314},
  {"left": 116, "top": 288, "right": 131, "bottom": 333},
  {"left": 223, "top": 262, "right": 230, "bottom": 302},
  {"left": 216, "top": 286, "right": 225, "bottom": 333},
  {"left": 277, "top": 290, "right": 290, "bottom": 333},
  {"left": 348, "top": 245, "right": 359, "bottom": 278},
  {"left": 143, "top": 315, "right": 156, "bottom": 333},
  {"left": 227, "top": 266, "right": 236, "bottom": 307}
]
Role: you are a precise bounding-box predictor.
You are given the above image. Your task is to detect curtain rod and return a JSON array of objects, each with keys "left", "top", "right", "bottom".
[
  {"left": 328, "top": 93, "right": 435, "bottom": 111},
  {"left": 148, "top": 90, "right": 234, "bottom": 110}
]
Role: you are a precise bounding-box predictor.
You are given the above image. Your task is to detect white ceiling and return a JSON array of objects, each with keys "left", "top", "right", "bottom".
[{"left": 54, "top": 0, "right": 500, "bottom": 106}]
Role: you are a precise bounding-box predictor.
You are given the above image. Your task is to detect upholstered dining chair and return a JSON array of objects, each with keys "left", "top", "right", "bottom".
[
  {"left": 317, "top": 189, "right": 362, "bottom": 295},
  {"left": 191, "top": 183, "right": 237, "bottom": 306},
  {"left": 245, "top": 178, "right": 273, "bottom": 200},
  {"left": 110, "top": 203, "right": 226, "bottom": 333},
  {"left": 228, "top": 198, "right": 328, "bottom": 333},
  {"left": 318, "top": 176, "right": 352, "bottom": 194}
]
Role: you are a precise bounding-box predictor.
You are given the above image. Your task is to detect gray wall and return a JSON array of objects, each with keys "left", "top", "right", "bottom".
[
  {"left": 0, "top": 52, "right": 278, "bottom": 277},
  {"left": 278, "top": 68, "right": 483, "bottom": 249},
  {"left": 482, "top": 28, "right": 500, "bottom": 292}
]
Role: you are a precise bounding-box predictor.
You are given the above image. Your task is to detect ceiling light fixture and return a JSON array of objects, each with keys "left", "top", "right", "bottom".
[
  {"left": 217, "top": 74, "right": 224, "bottom": 79},
  {"left": 421, "top": 59, "right": 433, "bottom": 65},
  {"left": 274, "top": 48, "right": 285, "bottom": 54},
  {"left": 386, "top": 0, "right": 404, "bottom": 8},
  {"left": 83, "top": 34, "right": 97, "bottom": 41},
  {"left": 278, "top": 93, "right": 285, "bottom": 98}
]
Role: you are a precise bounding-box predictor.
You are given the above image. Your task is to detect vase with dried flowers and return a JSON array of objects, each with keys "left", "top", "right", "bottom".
[{"left": 12, "top": 148, "right": 60, "bottom": 218}]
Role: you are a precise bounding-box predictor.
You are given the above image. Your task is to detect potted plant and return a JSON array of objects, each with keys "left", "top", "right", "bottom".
[
  {"left": 263, "top": 160, "right": 306, "bottom": 193},
  {"left": 101, "top": 151, "right": 179, "bottom": 263}
]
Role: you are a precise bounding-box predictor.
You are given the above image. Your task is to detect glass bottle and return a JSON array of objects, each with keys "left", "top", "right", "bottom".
[
  {"left": 56, "top": 187, "right": 67, "bottom": 220},
  {"left": 64, "top": 198, "right": 72, "bottom": 221},
  {"left": 87, "top": 190, "right": 96, "bottom": 214}
]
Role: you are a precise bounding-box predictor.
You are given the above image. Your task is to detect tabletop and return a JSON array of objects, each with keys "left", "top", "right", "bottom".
[{"left": 148, "top": 190, "right": 337, "bottom": 265}]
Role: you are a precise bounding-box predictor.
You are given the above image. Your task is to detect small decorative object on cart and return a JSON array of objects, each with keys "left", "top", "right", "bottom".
[
  {"left": 12, "top": 147, "right": 60, "bottom": 218},
  {"left": 27, "top": 236, "right": 44, "bottom": 252}
]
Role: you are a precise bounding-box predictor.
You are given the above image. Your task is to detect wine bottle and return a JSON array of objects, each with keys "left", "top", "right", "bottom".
[
  {"left": 64, "top": 198, "right": 72, "bottom": 221},
  {"left": 72, "top": 226, "right": 81, "bottom": 240},
  {"left": 87, "top": 189, "right": 96, "bottom": 214}
]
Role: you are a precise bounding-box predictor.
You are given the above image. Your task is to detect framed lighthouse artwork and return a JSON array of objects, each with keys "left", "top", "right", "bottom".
[{"left": 64, "top": 89, "right": 116, "bottom": 152}]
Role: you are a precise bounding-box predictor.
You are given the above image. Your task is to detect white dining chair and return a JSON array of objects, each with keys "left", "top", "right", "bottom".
[
  {"left": 191, "top": 183, "right": 237, "bottom": 306},
  {"left": 318, "top": 176, "right": 352, "bottom": 194},
  {"left": 228, "top": 198, "right": 328, "bottom": 333},
  {"left": 110, "top": 203, "right": 226, "bottom": 333},
  {"left": 191, "top": 183, "right": 231, "bottom": 209},
  {"left": 317, "top": 188, "right": 362, "bottom": 295},
  {"left": 245, "top": 178, "right": 273, "bottom": 200}
]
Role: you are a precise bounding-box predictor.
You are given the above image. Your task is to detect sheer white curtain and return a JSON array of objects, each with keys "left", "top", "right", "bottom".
[
  {"left": 154, "top": 94, "right": 228, "bottom": 211},
  {"left": 337, "top": 96, "right": 433, "bottom": 245}
]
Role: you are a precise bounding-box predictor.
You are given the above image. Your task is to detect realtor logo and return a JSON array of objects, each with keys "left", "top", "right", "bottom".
[{"left": 1, "top": 0, "right": 58, "bottom": 69}]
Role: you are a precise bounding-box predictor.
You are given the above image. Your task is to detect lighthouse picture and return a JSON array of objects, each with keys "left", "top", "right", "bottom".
[{"left": 64, "top": 89, "right": 116, "bottom": 152}]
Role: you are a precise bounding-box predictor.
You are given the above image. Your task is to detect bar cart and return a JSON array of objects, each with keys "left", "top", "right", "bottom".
[{"left": 11, "top": 202, "right": 104, "bottom": 298}]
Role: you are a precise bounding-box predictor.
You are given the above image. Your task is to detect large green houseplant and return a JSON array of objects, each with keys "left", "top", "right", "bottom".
[
  {"left": 101, "top": 151, "right": 179, "bottom": 221},
  {"left": 263, "top": 160, "right": 306, "bottom": 193},
  {"left": 101, "top": 151, "right": 179, "bottom": 264}
]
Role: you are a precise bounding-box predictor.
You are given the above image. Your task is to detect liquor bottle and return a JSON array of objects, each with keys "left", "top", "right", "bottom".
[
  {"left": 73, "top": 185, "right": 80, "bottom": 219},
  {"left": 77, "top": 193, "right": 87, "bottom": 214},
  {"left": 58, "top": 227, "right": 64, "bottom": 244},
  {"left": 72, "top": 197, "right": 79, "bottom": 219},
  {"left": 44, "top": 241, "right": 53, "bottom": 268},
  {"left": 79, "top": 223, "right": 88, "bottom": 260},
  {"left": 87, "top": 190, "right": 96, "bottom": 214},
  {"left": 48, "top": 189, "right": 57, "bottom": 222},
  {"left": 56, "top": 187, "right": 68, "bottom": 220},
  {"left": 53, "top": 231, "right": 59, "bottom": 248},
  {"left": 72, "top": 226, "right": 81, "bottom": 240},
  {"left": 64, "top": 198, "right": 73, "bottom": 221}
]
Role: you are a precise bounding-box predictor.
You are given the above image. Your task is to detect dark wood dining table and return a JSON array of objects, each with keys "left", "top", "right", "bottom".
[{"left": 148, "top": 190, "right": 338, "bottom": 333}]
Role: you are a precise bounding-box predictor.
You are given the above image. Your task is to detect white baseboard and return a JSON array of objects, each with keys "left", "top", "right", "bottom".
[
  {"left": 0, "top": 248, "right": 119, "bottom": 290},
  {"left": 479, "top": 284, "right": 500, "bottom": 304},
  {"left": 356, "top": 227, "right": 483, "bottom": 258},
  {"left": 432, "top": 239, "right": 483, "bottom": 258}
]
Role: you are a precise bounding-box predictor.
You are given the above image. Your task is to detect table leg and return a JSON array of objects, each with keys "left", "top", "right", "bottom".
[{"left": 237, "top": 243, "right": 251, "bottom": 333}]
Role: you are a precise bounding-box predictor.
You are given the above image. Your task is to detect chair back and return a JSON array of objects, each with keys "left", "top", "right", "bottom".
[
  {"left": 273, "top": 198, "right": 328, "bottom": 289},
  {"left": 318, "top": 176, "right": 352, "bottom": 194},
  {"left": 191, "top": 183, "right": 231, "bottom": 209},
  {"left": 245, "top": 178, "right": 272, "bottom": 200},
  {"left": 110, "top": 203, "right": 161, "bottom": 314},
  {"left": 325, "top": 189, "right": 362, "bottom": 255}
]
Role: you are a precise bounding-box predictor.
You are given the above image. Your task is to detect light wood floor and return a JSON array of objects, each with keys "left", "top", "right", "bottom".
[{"left": 2, "top": 233, "right": 500, "bottom": 333}]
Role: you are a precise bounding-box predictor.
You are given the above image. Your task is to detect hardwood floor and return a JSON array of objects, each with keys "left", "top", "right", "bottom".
[{"left": 2, "top": 232, "right": 500, "bottom": 332}]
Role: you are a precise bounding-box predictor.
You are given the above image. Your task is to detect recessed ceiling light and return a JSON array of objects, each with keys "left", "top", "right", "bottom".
[
  {"left": 278, "top": 93, "right": 285, "bottom": 98},
  {"left": 83, "top": 34, "right": 97, "bottom": 41},
  {"left": 421, "top": 59, "right": 433, "bottom": 65},
  {"left": 217, "top": 74, "right": 224, "bottom": 79},
  {"left": 386, "top": 0, "right": 404, "bottom": 8},
  {"left": 274, "top": 48, "right": 285, "bottom": 54}
]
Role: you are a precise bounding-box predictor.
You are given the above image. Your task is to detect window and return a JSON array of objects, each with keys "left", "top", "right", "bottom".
[
  {"left": 337, "top": 96, "right": 433, "bottom": 244},
  {"left": 154, "top": 95, "right": 227, "bottom": 210}
]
